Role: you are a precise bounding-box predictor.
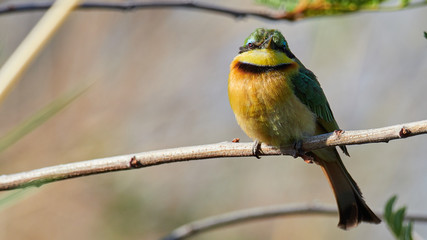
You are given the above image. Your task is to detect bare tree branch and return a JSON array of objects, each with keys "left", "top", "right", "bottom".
[
  {"left": 3, "top": 1, "right": 426, "bottom": 21},
  {"left": 162, "top": 203, "right": 427, "bottom": 240},
  {"left": 0, "top": 120, "right": 426, "bottom": 191},
  {"left": 0, "top": 1, "right": 293, "bottom": 20}
]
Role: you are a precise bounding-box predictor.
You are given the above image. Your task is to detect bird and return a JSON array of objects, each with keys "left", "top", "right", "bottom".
[{"left": 228, "top": 28, "right": 381, "bottom": 229}]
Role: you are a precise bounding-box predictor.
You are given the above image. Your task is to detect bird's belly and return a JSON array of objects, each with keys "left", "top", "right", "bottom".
[{"left": 229, "top": 69, "right": 316, "bottom": 147}]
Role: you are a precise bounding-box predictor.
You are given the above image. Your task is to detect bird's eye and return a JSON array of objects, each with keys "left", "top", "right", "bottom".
[{"left": 247, "top": 42, "right": 254, "bottom": 48}]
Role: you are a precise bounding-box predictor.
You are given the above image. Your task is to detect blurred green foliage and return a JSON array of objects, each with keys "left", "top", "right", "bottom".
[
  {"left": 0, "top": 189, "right": 31, "bottom": 211},
  {"left": 0, "top": 84, "right": 90, "bottom": 153},
  {"left": 384, "top": 196, "right": 413, "bottom": 240},
  {"left": 256, "top": 0, "right": 421, "bottom": 17},
  {"left": 0, "top": 84, "right": 90, "bottom": 211}
]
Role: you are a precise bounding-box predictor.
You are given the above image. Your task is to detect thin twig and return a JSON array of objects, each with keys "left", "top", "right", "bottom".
[
  {"left": 0, "top": 120, "right": 426, "bottom": 191},
  {"left": 1, "top": 1, "right": 426, "bottom": 20},
  {"left": 0, "top": 0, "right": 82, "bottom": 104},
  {"left": 162, "top": 203, "right": 427, "bottom": 240},
  {"left": 0, "top": 1, "right": 291, "bottom": 20}
]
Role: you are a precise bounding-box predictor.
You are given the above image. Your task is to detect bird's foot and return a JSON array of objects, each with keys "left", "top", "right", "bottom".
[
  {"left": 292, "top": 140, "right": 314, "bottom": 164},
  {"left": 252, "top": 140, "right": 262, "bottom": 159},
  {"left": 291, "top": 140, "right": 304, "bottom": 158}
]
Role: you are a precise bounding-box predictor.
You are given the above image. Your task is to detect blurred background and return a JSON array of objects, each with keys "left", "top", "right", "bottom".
[{"left": 0, "top": 0, "right": 426, "bottom": 239}]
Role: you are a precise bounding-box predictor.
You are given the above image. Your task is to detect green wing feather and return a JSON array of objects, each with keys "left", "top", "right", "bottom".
[
  {"left": 291, "top": 67, "right": 335, "bottom": 124},
  {"left": 290, "top": 66, "right": 349, "bottom": 156}
]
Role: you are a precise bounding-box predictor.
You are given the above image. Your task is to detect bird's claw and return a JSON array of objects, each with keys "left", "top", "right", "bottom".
[
  {"left": 292, "top": 140, "right": 314, "bottom": 164},
  {"left": 252, "top": 140, "right": 262, "bottom": 159},
  {"left": 292, "top": 140, "right": 304, "bottom": 158}
]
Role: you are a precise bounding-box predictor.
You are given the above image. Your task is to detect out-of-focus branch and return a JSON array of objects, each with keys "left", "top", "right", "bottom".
[
  {"left": 0, "top": 1, "right": 426, "bottom": 20},
  {"left": 0, "top": 120, "right": 426, "bottom": 191},
  {"left": 0, "top": 1, "right": 294, "bottom": 20},
  {"left": 0, "top": 0, "right": 82, "bottom": 104},
  {"left": 162, "top": 203, "right": 427, "bottom": 240}
]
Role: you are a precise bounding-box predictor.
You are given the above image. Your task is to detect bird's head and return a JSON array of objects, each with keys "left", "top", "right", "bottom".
[
  {"left": 233, "top": 28, "right": 297, "bottom": 67},
  {"left": 239, "top": 28, "right": 295, "bottom": 59}
]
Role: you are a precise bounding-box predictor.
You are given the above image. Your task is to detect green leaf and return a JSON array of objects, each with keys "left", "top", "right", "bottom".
[
  {"left": 393, "top": 207, "right": 406, "bottom": 236},
  {"left": 403, "top": 222, "right": 414, "bottom": 240},
  {"left": 424, "top": 31, "right": 427, "bottom": 39},
  {"left": 0, "top": 82, "right": 92, "bottom": 153},
  {"left": 384, "top": 195, "right": 397, "bottom": 225},
  {"left": 384, "top": 196, "right": 414, "bottom": 240}
]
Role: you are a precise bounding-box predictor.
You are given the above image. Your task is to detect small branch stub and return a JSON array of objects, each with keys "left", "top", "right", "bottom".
[
  {"left": 399, "top": 127, "right": 412, "bottom": 138},
  {"left": 334, "top": 129, "right": 344, "bottom": 138},
  {"left": 129, "top": 156, "right": 143, "bottom": 168}
]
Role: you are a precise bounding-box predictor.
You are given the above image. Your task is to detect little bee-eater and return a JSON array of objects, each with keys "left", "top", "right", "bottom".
[{"left": 228, "top": 28, "right": 381, "bottom": 229}]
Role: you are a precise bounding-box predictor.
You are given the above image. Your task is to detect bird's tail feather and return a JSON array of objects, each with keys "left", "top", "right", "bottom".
[{"left": 314, "top": 148, "right": 381, "bottom": 229}]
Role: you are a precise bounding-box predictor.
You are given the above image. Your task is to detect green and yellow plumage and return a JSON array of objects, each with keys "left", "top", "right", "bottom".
[
  {"left": 228, "top": 28, "right": 380, "bottom": 229},
  {"left": 229, "top": 49, "right": 315, "bottom": 146}
]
